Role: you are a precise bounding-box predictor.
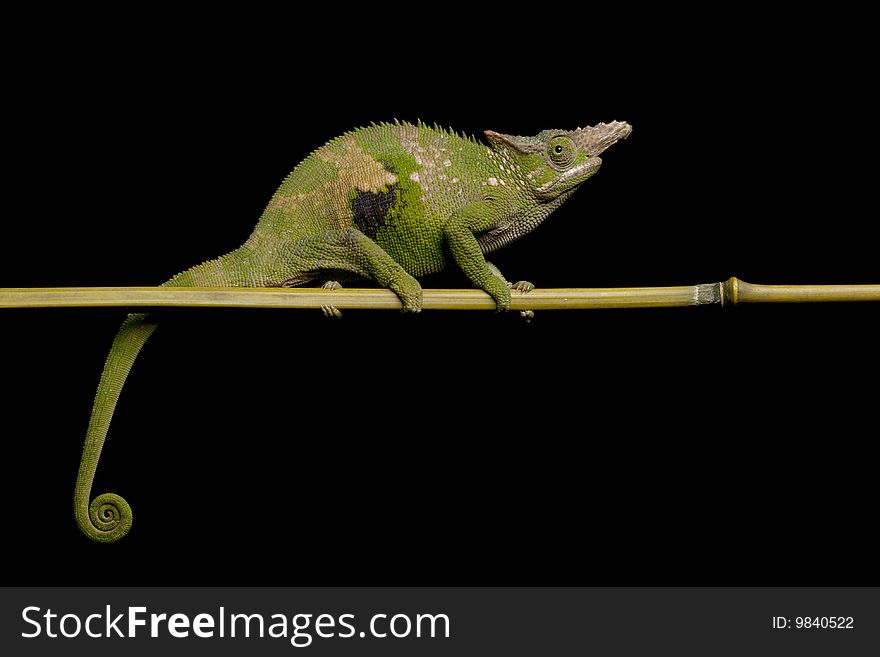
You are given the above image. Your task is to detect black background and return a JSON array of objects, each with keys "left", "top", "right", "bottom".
[{"left": 2, "top": 7, "right": 877, "bottom": 584}]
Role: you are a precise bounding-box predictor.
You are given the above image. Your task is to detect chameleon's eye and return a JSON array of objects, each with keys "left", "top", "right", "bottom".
[{"left": 547, "top": 136, "right": 576, "bottom": 168}]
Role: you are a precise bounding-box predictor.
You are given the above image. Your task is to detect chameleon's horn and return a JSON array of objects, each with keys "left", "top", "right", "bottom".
[{"left": 572, "top": 121, "right": 632, "bottom": 157}]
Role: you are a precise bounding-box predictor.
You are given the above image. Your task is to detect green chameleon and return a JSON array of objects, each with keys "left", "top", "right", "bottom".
[{"left": 75, "top": 119, "right": 632, "bottom": 542}]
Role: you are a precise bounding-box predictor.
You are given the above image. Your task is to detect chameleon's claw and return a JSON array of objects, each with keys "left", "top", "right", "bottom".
[
  {"left": 510, "top": 281, "right": 535, "bottom": 320},
  {"left": 510, "top": 280, "right": 535, "bottom": 293},
  {"left": 321, "top": 280, "right": 343, "bottom": 318}
]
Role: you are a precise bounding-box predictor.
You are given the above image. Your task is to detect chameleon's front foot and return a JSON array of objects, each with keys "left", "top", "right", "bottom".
[
  {"left": 483, "top": 261, "right": 528, "bottom": 312},
  {"left": 485, "top": 277, "right": 512, "bottom": 312},
  {"left": 510, "top": 280, "right": 534, "bottom": 293},
  {"left": 509, "top": 280, "right": 535, "bottom": 321}
]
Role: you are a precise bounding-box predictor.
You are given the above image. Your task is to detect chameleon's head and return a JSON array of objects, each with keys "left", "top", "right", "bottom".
[{"left": 484, "top": 121, "right": 632, "bottom": 201}]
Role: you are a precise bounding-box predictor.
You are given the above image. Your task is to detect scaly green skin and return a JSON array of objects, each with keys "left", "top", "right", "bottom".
[{"left": 75, "top": 119, "right": 632, "bottom": 541}]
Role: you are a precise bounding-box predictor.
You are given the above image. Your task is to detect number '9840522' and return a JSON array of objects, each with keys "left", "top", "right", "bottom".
[{"left": 772, "top": 617, "right": 854, "bottom": 629}]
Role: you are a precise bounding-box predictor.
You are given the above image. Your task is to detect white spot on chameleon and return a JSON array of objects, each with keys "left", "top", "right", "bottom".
[
  {"left": 499, "top": 165, "right": 505, "bottom": 171},
  {"left": 499, "top": 179, "right": 506, "bottom": 186},
  {"left": 487, "top": 177, "right": 498, "bottom": 186},
  {"left": 452, "top": 178, "right": 459, "bottom": 183},
  {"left": 409, "top": 172, "right": 420, "bottom": 183},
  {"left": 443, "top": 159, "right": 452, "bottom": 167}
]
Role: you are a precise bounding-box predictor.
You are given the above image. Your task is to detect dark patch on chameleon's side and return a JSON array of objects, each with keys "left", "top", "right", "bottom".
[
  {"left": 351, "top": 184, "right": 400, "bottom": 238},
  {"left": 381, "top": 160, "right": 397, "bottom": 174}
]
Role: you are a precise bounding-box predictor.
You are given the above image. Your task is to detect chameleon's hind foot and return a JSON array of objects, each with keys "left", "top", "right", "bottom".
[
  {"left": 389, "top": 273, "right": 423, "bottom": 314},
  {"left": 321, "top": 280, "right": 343, "bottom": 319}
]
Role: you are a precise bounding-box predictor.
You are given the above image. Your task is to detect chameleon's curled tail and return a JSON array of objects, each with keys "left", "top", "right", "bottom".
[
  {"left": 73, "top": 248, "right": 252, "bottom": 542},
  {"left": 74, "top": 313, "right": 158, "bottom": 542}
]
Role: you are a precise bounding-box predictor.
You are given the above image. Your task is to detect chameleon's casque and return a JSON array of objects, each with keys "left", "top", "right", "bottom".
[{"left": 75, "top": 120, "right": 632, "bottom": 541}]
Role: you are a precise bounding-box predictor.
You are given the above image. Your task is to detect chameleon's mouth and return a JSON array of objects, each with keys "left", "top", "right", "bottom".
[{"left": 536, "top": 158, "right": 602, "bottom": 196}]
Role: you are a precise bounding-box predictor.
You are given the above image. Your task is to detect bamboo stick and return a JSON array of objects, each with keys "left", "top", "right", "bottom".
[
  {"left": 0, "top": 278, "right": 878, "bottom": 310},
  {"left": 720, "top": 278, "right": 880, "bottom": 305}
]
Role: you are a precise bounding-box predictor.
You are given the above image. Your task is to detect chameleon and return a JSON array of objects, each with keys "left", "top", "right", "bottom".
[{"left": 75, "top": 119, "right": 632, "bottom": 542}]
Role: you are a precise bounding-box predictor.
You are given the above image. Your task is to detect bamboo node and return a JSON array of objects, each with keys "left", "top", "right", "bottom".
[{"left": 721, "top": 277, "right": 741, "bottom": 307}]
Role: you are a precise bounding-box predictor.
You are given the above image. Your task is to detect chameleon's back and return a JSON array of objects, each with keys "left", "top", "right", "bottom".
[{"left": 248, "top": 122, "right": 490, "bottom": 277}]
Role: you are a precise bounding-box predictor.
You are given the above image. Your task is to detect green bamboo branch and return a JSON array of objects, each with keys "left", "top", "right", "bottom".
[{"left": 0, "top": 278, "right": 878, "bottom": 310}]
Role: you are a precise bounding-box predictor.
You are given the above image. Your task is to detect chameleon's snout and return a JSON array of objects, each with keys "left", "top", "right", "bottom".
[{"left": 573, "top": 121, "right": 632, "bottom": 157}]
